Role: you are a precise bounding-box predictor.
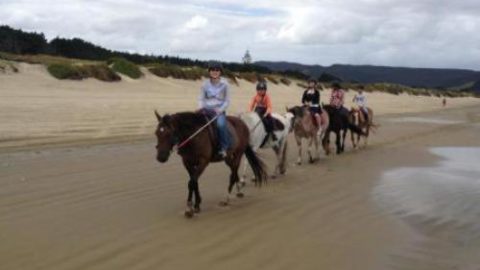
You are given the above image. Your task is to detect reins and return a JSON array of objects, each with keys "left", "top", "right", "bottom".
[{"left": 176, "top": 114, "right": 220, "bottom": 149}]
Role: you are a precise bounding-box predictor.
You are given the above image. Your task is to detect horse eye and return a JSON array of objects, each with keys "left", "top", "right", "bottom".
[{"left": 160, "top": 127, "right": 165, "bottom": 132}]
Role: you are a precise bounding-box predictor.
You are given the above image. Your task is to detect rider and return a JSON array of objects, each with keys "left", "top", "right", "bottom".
[
  {"left": 198, "top": 61, "right": 231, "bottom": 158},
  {"left": 302, "top": 78, "right": 322, "bottom": 135},
  {"left": 249, "top": 81, "right": 277, "bottom": 141},
  {"left": 329, "top": 82, "right": 350, "bottom": 121},
  {"left": 352, "top": 85, "right": 369, "bottom": 122}
]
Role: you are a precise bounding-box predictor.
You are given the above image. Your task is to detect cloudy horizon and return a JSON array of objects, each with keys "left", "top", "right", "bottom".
[{"left": 1, "top": 0, "right": 480, "bottom": 70}]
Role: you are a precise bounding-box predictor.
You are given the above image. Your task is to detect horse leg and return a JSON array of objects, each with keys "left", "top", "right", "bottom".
[
  {"left": 240, "top": 155, "right": 249, "bottom": 185},
  {"left": 341, "top": 128, "right": 347, "bottom": 153},
  {"left": 322, "top": 130, "right": 331, "bottom": 156},
  {"left": 351, "top": 125, "right": 357, "bottom": 149},
  {"left": 183, "top": 158, "right": 208, "bottom": 217},
  {"left": 364, "top": 125, "right": 369, "bottom": 147},
  {"left": 271, "top": 144, "right": 281, "bottom": 179},
  {"left": 296, "top": 135, "right": 302, "bottom": 165},
  {"left": 314, "top": 133, "right": 320, "bottom": 160},
  {"left": 279, "top": 139, "right": 288, "bottom": 174},
  {"left": 307, "top": 136, "right": 314, "bottom": 163},
  {"left": 221, "top": 155, "right": 242, "bottom": 206},
  {"left": 335, "top": 131, "right": 342, "bottom": 154}
]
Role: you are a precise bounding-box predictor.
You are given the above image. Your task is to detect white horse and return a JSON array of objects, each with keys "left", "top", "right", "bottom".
[{"left": 239, "top": 112, "right": 294, "bottom": 183}]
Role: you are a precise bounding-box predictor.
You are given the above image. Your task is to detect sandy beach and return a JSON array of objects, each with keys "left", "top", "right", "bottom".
[
  {"left": 1, "top": 62, "right": 479, "bottom": 151},
  {"left": 1, "top": 63, "right": 480, "bottom": 269}
]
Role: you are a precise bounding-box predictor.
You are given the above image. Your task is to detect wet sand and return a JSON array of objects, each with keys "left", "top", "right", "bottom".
[{"left": 1, "top": 105, "right": 480, "bottom": 269}]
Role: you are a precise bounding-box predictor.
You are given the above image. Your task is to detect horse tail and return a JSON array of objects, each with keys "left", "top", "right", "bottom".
[
  {"left": 348, "top": 122, "right": 367, "bottom": 136},
  {"left": 244, "top": 145, "right": 268, "bottom": 186},
  {"left": 369, "top": 122, "right": 380, "bottom": 133}
]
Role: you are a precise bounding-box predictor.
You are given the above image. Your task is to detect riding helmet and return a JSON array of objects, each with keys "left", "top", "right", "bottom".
[
  {"left": 207, "top": 61, "right": 223, "bottom": 72},
  {"left": 256, "top": 81, "right": 267, "bottom": 91}
]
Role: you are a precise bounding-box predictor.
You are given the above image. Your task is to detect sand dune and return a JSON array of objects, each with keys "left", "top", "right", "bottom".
[{"left": 1, "top": 62, "right": 479, "bottom": 150}]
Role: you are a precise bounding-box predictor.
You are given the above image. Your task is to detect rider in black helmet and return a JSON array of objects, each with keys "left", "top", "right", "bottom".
[
  {"left": 249, "top": 80, "right": 277, "bottom": 141},
  {"left": 302, "top": 78, "right": 323, "bottom": 134}
]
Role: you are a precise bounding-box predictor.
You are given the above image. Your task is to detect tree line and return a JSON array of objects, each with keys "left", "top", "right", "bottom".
[{"left": 0, "top": 25, "right": 275, "bottom": 74}]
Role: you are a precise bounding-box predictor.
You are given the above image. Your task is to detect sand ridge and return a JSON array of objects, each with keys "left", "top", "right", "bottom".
[{"left": 1, "top": 62, "right": 479, "bottom": 150}]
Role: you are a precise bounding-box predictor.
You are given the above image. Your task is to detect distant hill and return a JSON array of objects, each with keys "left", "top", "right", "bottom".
[{"left": 256, "top": 61, "right": 480, "bottom": 91}]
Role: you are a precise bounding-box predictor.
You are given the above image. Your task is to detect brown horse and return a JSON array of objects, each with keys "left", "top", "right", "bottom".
[
  {"left": 349, "top": 107, "right": 375, "bottom": 148},
  {"left": 155, "top": 111, "right": 267, "bottom": 218},
  {"left": 287, "top": 106, "right": 329, "bottom": 164}
]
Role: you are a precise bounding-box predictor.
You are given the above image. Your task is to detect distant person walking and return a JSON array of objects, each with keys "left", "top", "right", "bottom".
[{"left": 442, "top": 97, "right": 447, "bottom": 107}]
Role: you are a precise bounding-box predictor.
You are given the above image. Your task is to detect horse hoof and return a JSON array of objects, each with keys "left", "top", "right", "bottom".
[
  {"left": 236, "top": 192, "right": 244, "bottom": 198},
  {"left": 240, "top": 181, "right": 246, "bottom": 187},
  {"left": 184, "top": 210, "right": 194, "bottom": 218},
  {"left": 194, "top": 206, "right": 201, "bottom": 213},
  {"left": 309, "top": 158, "right": 314, "bottom": 164},
  {"left": 270, "top": 174, "right": 277, "bottom": 179},
  {"left": 219, "top": 201, "right": 229, "bottom": 207}
]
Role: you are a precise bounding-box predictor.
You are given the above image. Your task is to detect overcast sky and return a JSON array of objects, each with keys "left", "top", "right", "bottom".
[{"left": 1, "top": 0, "right": 480, "bottom": 70}]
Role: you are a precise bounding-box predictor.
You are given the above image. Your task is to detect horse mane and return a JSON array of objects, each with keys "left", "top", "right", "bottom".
[
  {"left": 169, "top": 111, "right": 209, "bottom": 138},
  {"left": 288, "top": 106, "right": 306, "bottom": 118}
]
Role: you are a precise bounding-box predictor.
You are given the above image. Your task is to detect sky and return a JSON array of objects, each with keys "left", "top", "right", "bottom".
[{"left": 1, "top": 0, "right": 480, "bottom": 70}]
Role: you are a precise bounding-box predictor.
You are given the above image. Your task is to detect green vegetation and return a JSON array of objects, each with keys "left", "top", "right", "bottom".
[
  {"left": 280, "top": 77, "right": 291, "bottom": 86},
  {"left": 265, "top": 75, "right": 279, "bottom": 85},
  {"left": 108, "top": 57, "right": 143, "bottom": 79},
  {"left": 0, "top": 59, "right": 18, "bottom": 73},
  {"left": 238, "top": 72, "right": 259, "bottom": 83},
  {"left": 47, "top": 63, "right": 120, "bottom": 81},
  {"left": 47, "top": 63, "right": 83, "bottom": 80},
  {"left": 148, "top": 63, "right": 206, "bottom": 80},
  {"left": 296, "top": 82, "right": 307, "bottom": 89}
]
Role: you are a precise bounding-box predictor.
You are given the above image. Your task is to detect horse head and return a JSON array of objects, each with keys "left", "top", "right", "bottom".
[{"left": 154, "top": 111, "right": 177, "bottom": 163}]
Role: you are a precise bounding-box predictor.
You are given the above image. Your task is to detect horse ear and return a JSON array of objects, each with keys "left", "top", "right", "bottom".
[
  {"left": 162, "top": 114, "right": 172, "bottom": 127},
  {"left": 154, "top": 110, "right": 161, "bottom": 122}
]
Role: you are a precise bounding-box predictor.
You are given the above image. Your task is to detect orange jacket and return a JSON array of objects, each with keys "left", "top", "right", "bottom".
[{"left": 249, "top": 93, "right": 272, "bottom": 114}]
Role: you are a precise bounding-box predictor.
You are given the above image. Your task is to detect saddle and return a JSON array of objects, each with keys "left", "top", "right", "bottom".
[{"left": 198, "top": 109, "right": 233, "bottom": 161}]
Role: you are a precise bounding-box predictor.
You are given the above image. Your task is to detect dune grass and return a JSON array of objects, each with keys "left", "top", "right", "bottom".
[
  {"left": 47, "top": 63, "right": 121, "bottom": 81},
  {"left": 0, "top": 51, "right": 99, "bottom": 65},
  {"left": 0, "top": 59, "right": 18, "bottom": 73},
  {"left": 148, "top": 63, "right": 206, "bottom": 80},
  {"left": 108, "top": 57, "right": 143, "bottom": 79},
  {"left": 280, "top": 77, "right": 291, "bottom": 86}
]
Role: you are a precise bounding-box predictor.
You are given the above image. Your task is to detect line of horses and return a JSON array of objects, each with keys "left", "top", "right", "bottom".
[{"left": 155, "top": 105, "right": 375, "bottom": 218}]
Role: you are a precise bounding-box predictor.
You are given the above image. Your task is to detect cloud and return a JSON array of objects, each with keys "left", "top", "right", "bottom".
[
  {"left": 0, "top": 0, "right": 479, "bottom": 69},
  {"left": 184, "top": 15, "right": 208, "bottom": 30}
]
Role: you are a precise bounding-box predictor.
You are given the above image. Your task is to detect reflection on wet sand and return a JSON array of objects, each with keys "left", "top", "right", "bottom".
[{"left": 374, "top": 147, "right": 480, "bottom": 269}]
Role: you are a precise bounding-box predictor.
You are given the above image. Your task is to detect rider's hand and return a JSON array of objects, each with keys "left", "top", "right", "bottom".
[{"left": 215, "top": 108, "right": 223, "bottom": 114}]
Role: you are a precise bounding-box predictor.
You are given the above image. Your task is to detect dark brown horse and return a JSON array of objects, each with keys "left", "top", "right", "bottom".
[
  {"left": 322, "top": 105, "right": 365, "bottom": 155},
  {"left": 155, "top": 111, "right": 267, "bottom": 218}
]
